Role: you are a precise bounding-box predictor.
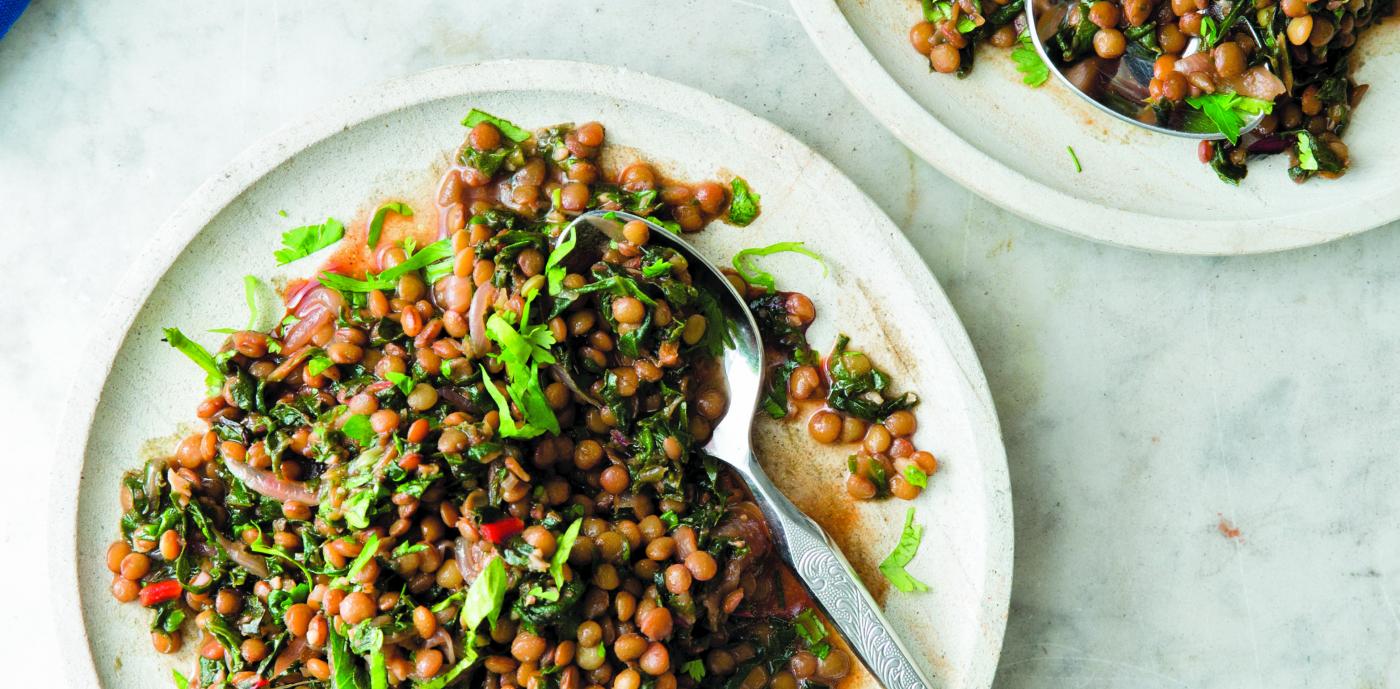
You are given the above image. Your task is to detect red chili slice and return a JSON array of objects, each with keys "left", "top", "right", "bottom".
[
  {"left": 479, "top": 517, "right": 525, "bottom": 545},
  {"left": 138, "top": 579, "right": 183, "bottom": 607}
]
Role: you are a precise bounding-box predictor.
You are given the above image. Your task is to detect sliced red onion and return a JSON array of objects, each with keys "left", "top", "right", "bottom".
[
  {"left": 284, "top": 286, "right": 344, "bottom": 352},
  {"left": 223, "top": 458, "right": 321, "bottom": 506},
  {"left": 550, "top": 364, "right": 602, "bottom": 407},
  {"left": 468, "top": 283, "right": 496, "bottom": 355},
  {"left": 424, "top": 627, "right": 456, "bottom": 665},
  {"left": 214, "top": 533, "right": 271, "bottom": 579},
  {"left": 1222, "top": 66, "right": 1286, "bottom": 102}
]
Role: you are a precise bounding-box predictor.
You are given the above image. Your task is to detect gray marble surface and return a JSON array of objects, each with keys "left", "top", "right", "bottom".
[{"left": 2, "top": 0, "right": 1397, "bottom": 687}]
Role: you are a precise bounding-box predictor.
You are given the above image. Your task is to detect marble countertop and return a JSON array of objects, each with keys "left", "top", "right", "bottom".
[{"left": 2, "top": 1, "right": 1396, "bottom": 687}]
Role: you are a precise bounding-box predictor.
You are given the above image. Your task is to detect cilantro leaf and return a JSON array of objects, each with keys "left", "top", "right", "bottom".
[
  {"left": 367, "top": 202, "right": 413, "bottom": 249},
  {"left": 318, "top": 239, "right": 453, "bottom": 293},
  {"left": 681, "top": 659, "right": 706, "bottom": 682},
  {"left": 307, "top": 355, "right": 336, "bottom": 377},
  {"left": 1184, "top": 93, "right": 1273, "bottom": 145},
  {"left": 545, "top": 224, "right": 577, "bottom": 296},
  {"left": 275, "top": 217, "right": 345, "bottom": 265},
  {"left": 878, "top": 507, "right": 931, "bottom": 593},
  {"left": 727, "top": 177, "right": 761, "bottom": 226},
  {"left": 1012, "top": 30, "right": 1050, "bottom": 87},
  {"left": 162, "top": 327, "right": 225, "bottom": 393},
  {"left": 383, "top": 371, "right": 414, "bottom": 396},
  {"left": 461, "top": 109, "right": 532, "bottom": 143},
  {"left": 341, "top": 414, "right": 377, "bottom": 446},
  {"left": 1296, "top": 132, "right": 1320, "bottom": 171},
  {"left": 732, "top": 242, "right": 827, "bottom": 294}
]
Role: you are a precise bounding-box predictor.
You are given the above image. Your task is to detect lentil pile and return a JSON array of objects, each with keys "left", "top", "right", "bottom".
[
  {"left": 908, "top": 0, "right": 1396, "bottom": 182},
  {"left": 108, "top": 111, "right": 900, "bottom": 689}
]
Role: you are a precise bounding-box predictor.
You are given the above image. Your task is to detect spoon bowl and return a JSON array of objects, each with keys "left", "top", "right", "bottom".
[
  {"left": 557, "top": 209, "right": 935, "bottom": 689},
  {"left": 1025, "top": 0, "right": 1266, "bottom": 138}
]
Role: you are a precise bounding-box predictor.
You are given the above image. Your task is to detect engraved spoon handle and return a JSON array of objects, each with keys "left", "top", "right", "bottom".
[{"left": 736, "top": 453, "right": 933, "bottom": 689}]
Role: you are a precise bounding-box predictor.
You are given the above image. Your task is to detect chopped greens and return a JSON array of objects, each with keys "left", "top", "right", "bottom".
[
  {"left": 1067, "top": 145, "right": 1082, "bottom": 173},
  {"left": 274, "top": 217, "right": 345, "bottom": 265},
  {"left": 879, "top": 507, "right": 931, "bottom": 592},
  {"left": 826, "top": 334, "right": 919, "bottom": 421},
  {"left": 731, "top": 242, "right": 827, "bottom": 294}
]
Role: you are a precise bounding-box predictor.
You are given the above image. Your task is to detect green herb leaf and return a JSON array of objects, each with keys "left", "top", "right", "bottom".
[
  {"left": 1012, "top": 30, "right": 1050, "bottom": 87},
  {"left": 172, "top": 669, "right": 189, "bottom": 689},
  {"left": 318, "top": 239, "right": 453, "bottom": 293},
  {"left": 383, "top": 371, "right": 414, "bottom": 396},
  {"left": 1296, "top": 132, "right": 1319, "bottom": 171},
  {"left": 341, "top": 414, "right": 377, "bottom": 447},
  {"left": 346, "top": 533, "right": 381, "bottom": 582},
  {"left": 732, "top": 242, "right": 827, "bottom": 294},
  {"left": 275, "top": 217, "right": 345, "bottom": 265},
  {"left": 307, "top": 355, "right": 336, "bottom": 377},
  {"left": 681, "top": 659, "right": 706, "bottom": 682},
  {"left": 545, "top": 224, "right": 577, "bottom": 296},
  {"left": 369, "top": 648, "right": 388, "bottom": 689},
  {"left": 462, "top": 555, "right": 508, "bottom": 631},
  {"left": 727, "top": 177, "right": 761, "bottom": 226},
  {"left": 162, "top": 328, "right": 225, "bottom": 393},
  {"left": 367, "top": 202, "right": 413, "bottom": 249},
  {"left": 1184, "top": 93, "right": 1273, "bottom": 145},
  {"left": 904, "top": 465, "right": 929, "bottom": 488},
  {"left": 414, "top": 635, "right": 480, "bottom": 689},
  {"left": 878, "top": 507, "right": 931, "bottom": 593},
  {"left": 242, "top": 275, "right": 263, "bottom": 330},
  {"left": 642, "top": 259, "right": 672, "bottom": 278},
  {"left": 327, "top": 622, "right": 370, "bottom": 689},
  {"left": 550, "top": 519, "right": 583, "bottom": 589},
  {"left": 1067, "top": 145, "right": 1082, "bottom": 173},
  {"left": 462, "top": 109, "right": 532, "bottom": 143},
  {"left": 1199, "top": 15, "right": 1219, "bottom": 47}
]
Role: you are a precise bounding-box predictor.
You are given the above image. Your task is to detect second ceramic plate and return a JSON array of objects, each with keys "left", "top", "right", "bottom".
[{"left": 793, "top": 0, "right": 1400, "bottom": 254}]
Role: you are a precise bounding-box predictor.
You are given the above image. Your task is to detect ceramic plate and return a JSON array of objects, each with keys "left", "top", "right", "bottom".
[
  {"left": 792, "top": 0, "right": 1400, "bottom": 254},
  {"left": 51, "top": 60, "right": 1011, "bottom": 689}
]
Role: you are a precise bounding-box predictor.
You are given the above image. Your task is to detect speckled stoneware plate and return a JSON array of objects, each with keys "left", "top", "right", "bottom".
[
  {"left": 792, "top": 0, "right": 1400, "bottom": 255},
  {"left": 51, "top": 60, "right": 1011, "bottom": 689}
]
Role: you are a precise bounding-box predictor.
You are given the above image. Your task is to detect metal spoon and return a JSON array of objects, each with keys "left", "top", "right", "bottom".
[
  {"left": 1025, "top": 0, "right": 1265, "bottom": 138},
  {"left": 556, "top": 210, "right": 933, "bottom": 689}
]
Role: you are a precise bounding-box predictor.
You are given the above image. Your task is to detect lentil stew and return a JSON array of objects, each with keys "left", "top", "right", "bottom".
[
  {"left": 908, "top": 0, "right": 1396, "bottom": 183},
  {"left": 108, "top": 109, "right": 937, "bottom": 689}
]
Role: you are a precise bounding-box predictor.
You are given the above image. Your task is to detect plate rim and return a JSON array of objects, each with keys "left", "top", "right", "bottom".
[
  {"left": 789, "top": 0, "right": 1396, "bottom": 255},
  {"left": 50, "top": 59, "right": 1012, "bottom": 689}
]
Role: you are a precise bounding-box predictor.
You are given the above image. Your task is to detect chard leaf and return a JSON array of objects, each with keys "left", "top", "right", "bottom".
[
  {"left": 878, "top": 507, "right": 931, "bottom": 593},
  {"left": 462, "top": 555, "right": 508, "bottom": 631},
  {"left": 461, "top": 109, "right": 532, "bottom": 143},
  {"left": 731, "top": 241, "right": 827, "bottom": 294},
  {"left": 367, "top": 201, "right": 413, "bottom": 249},
  {"left": 163, "top": 327, "right": 225, "bottom": 393}
]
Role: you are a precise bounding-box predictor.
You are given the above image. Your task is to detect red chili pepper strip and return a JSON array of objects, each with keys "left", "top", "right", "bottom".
[
  {"left": 138, "top": 579, "right": 183, "bottom": 607},
  {"left": 479, "top": 517, "right": 525, "bottom": 545}
]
